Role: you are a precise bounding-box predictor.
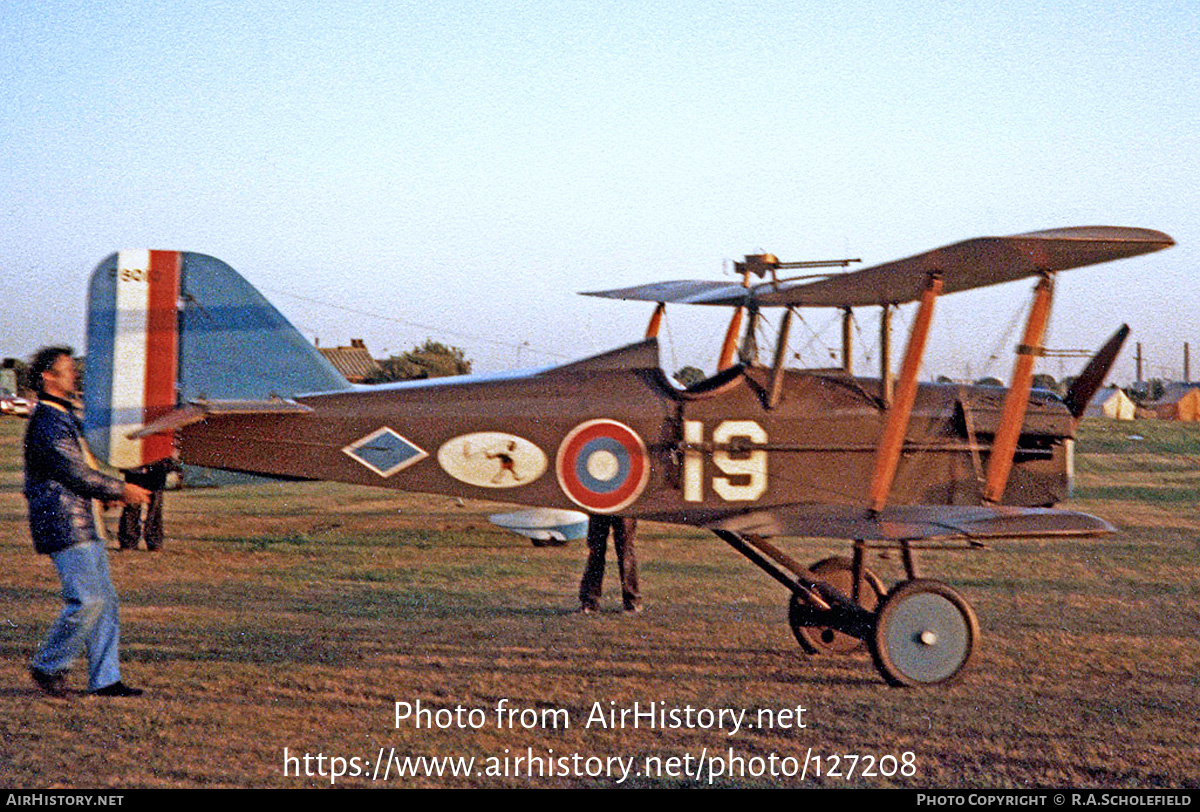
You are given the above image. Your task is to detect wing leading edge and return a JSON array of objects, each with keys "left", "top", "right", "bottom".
[
  {"left": 583, "top": 226, "right": 1174, "bottom": 308},
  {"left": 708, "top": 504, "right": 1114, "bottom": 542}
]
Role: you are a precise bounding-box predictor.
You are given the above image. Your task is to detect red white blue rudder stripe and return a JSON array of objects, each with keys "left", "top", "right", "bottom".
[
  {"left": 555, "top": 419, "right": 649, "bottom": 513},
  {"left": 85, "top": 250, "right": 182, "bottom": 470}
]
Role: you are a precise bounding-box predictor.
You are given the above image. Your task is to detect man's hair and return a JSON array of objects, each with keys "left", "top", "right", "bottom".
[{"left": 29, "top": 346, "right": 74, "bottom": 391}]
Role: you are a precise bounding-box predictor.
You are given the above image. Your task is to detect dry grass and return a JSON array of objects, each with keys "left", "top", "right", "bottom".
[{"left": 0, "top": 417, "right": 1198, "bottom": 788}]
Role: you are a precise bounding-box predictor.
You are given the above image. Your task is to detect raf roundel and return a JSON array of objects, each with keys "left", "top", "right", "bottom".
[{"left": 555, "top": 419, "right": 650, "bottom": 513}]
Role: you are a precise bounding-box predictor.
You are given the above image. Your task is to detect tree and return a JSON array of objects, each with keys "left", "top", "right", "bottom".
[
  {"left": 1142, "top": 378, "right": 1166, "bottom": 402},
  {"left": 1030, "top": 373, "right": 1060, "bottom": 395},
  {"left": 368, "top": 339, "right": 472, "bottom": 383},
  {"left": 974, "top": 376, "right": 1004, "bottom": 388}
]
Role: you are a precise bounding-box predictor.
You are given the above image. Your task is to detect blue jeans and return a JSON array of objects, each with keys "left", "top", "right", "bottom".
[{"left": 32, "top": 540, "right": 121, "bottom": 691}]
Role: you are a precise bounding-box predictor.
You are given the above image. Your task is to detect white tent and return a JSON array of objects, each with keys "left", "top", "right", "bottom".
[{"left": 1084, "top": 386, "right": 1136, "bottom": 420}]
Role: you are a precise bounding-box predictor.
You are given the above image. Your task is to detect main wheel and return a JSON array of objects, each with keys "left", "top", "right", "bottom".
[
  {"left": 870, "top": 579, "right": 979, "bottom": 687},
  {"left": 788, "top": 557, "right": 885, "bottom": 655}
]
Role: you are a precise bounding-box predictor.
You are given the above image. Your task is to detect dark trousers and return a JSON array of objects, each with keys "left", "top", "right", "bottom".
[
  {"left": 118, "top": 465, "right": 168, "bottom": 551},
  {"left": 118, "top": 490, "right": 164, "bottom": 550},
  {"left": 579, "top": 515, "right": 640, "bottom": 610}
]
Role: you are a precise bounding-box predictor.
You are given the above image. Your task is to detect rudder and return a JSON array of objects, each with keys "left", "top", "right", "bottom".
[{"left": 84, "top": 251, "right": 350, "bottom": 469}]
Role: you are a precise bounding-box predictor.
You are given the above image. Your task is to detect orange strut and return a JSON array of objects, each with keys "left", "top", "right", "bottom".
[
  {"left": 645, "top": 302, "right": 666, "bottom": 339},
  {"left": 868, "top": 274, "right": 943, "bottom": 513},
  {"left": 983, "top": 274, "right": 1054, "bottom": 503},
  {"left": 717, "top": 307, "right": 744, "bottom": 371}
]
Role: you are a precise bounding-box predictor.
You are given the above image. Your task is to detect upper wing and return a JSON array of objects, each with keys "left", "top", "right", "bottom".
[
  {"left": 707, "top": 504, "right": 1114, "bottom": 541},
  {"left": 756, "top": 226, "right": 1174, "bottom": 307},
  {"left": 583, "top": 226, "right": 1174, "bottom": 308},
  {"left": 581, "top": 279, "right": 751, "bottom": 305}
]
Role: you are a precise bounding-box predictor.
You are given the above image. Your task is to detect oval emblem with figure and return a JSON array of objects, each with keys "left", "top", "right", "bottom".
[{"left": 437, "top": 432, "right": 547, "bottom": 488}]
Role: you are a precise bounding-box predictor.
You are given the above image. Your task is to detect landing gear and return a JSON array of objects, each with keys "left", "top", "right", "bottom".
[
  {"left": 713, "top": 529, "right": 981, "bottom": 687},
  {"left": 789, "top": 557, "right": 885, "bottom": 655},
  {"left": 870, "top": 579, "right": 979, "bottom": 687}
]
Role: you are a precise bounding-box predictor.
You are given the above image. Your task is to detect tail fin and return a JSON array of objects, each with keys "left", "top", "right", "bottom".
[{"left": 84, "top": 250, "right": 350, "bottom": 469}]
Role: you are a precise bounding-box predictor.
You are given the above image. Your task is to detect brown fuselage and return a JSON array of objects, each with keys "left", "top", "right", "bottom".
[{"left": 178, "top": 340, "right": 1073, "bottom": 523}]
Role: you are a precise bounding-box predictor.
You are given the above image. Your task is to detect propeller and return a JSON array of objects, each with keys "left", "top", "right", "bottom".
[{"left": 1063, "top": 324, "right": 1131, "bottom": 419}]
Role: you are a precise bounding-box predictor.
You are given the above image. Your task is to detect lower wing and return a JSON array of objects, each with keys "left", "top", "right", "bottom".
[{"left": 708, "top": 504, "right": 1113, "bottom": 542}]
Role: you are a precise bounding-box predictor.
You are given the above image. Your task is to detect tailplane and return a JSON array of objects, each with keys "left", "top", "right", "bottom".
[{"left": 84, "top": 250, "right": 350, "bottom": 469}]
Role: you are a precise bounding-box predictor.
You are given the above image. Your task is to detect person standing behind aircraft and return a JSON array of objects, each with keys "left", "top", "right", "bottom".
[
  {"left": 579, "top": 514, "right": 642, "bottom": 614},
  {"left": 24, "top": 346, "right": 151, "bottom": 697},
  {"left": 118, "top": 458, "right": 176, "bottom": 551}
]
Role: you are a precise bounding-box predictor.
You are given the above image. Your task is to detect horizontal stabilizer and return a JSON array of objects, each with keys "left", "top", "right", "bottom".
[
  {"left": 127, "top": 398, "right": 313, "bottom": 439},
  {"left": 709, "top": 504, "right": 1114, "bottom": 541},
  {"left": 584, "top": 226, "right": 1173, "bottom": 309}
]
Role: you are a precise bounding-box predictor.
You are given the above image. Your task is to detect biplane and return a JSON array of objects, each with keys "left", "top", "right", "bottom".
[{"left": 82, "top": 225, "right": 1173, "bottom": 687}]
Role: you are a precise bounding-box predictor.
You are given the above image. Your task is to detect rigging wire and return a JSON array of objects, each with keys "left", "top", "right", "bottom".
[
  {"left": 257, "top": 284, "right": 570, "bottom": 360},
  {"left": 858, "top": 308, "right": 878, "bottom": 368},
  {"left": 975, "top": 291, "right": 1035, "bottom": 382},
  {"left": 792, "top": 309, "right": 842, "bottom": 367},
  {"left": 660, "top": 308, "right": 680, "bottom": 375}
]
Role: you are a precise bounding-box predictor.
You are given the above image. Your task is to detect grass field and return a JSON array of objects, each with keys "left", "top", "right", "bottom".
[{"left": 1, "top": 417, "right": 1197, "bottom": 788}]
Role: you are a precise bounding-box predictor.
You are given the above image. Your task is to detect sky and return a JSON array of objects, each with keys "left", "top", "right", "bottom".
[{"left": 3, "top": 0, "right": 1197, "bottom": 384}]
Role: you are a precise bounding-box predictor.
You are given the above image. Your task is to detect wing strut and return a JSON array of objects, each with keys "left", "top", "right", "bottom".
[
  {"left": 841, "top": 306, "right": 853, "bottom": 374},
  {"left": 868, "top": 274, "right": 942, "bottom": 513},
  {"left": 717, "top": 308, "right": 744, "bottom": 370},
  {"left": 717, "top": 260, "right": 759, "bottom": 370},
  {"left": 982, "top": 273, "right": 1055, "bottom": 503},
  {"left": 768, "top": 308, "right": 795, "bottom": 409},
  {"left": 739, "top": 304, "right": 761, "bottom": 364},
  {"left": 880, "top": 304, "right": 894, "bottom": 406},
  {"left": 645, "top": 302, "right": 666, "bottom": 339}
]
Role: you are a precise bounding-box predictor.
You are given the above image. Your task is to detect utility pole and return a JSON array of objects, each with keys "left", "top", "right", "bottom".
[{"left": 1136, "top": 342, "right": 1143, "bottom": 383}]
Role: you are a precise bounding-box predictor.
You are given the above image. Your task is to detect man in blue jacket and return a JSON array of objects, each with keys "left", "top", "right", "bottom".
[{"left": 24, "top": 346, "right": 151, "bottom": 697}]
